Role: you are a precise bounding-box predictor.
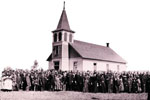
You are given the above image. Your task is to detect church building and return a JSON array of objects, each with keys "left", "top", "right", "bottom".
[{"left": 47, "top": 3, "right": 127, "bottom": 72}]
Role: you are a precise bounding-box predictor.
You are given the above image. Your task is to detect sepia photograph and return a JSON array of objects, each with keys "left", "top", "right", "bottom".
[{"left": 0, "top": 0, "right": 150, "bottom": 100}]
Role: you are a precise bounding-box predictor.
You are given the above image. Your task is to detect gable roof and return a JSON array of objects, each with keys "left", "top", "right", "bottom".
[
  {"left": 47, "top": 53, "right": 52, "bottom": 61},
  {"left": 69, "top": 40, "right": 126, "bottom": 64},
  {"left": 69, "top": 44, "right": 82, "bottom": 58}
]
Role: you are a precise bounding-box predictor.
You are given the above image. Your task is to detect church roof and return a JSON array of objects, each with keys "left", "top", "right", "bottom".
[
  {"left": 69, "top": 40, "right": 126, "bottom": 64},
  {"left": 52, "top": 9, "right": 74, "bottom": 33},
  {"left": 47, "top": 53, "right": 52, "bottom": 61}
]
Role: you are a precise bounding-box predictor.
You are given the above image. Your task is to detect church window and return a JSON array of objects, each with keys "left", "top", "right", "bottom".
[
  {"left": 106, "top": 64, "right": 109, "bottom": 72},
  {"left": 58, "top": 46, "right": 62, "bottom": 56},
  {"left": 54, "top": 33, "right": 57, "bottom": 42},
  {"left": 53, "top": 46, "right": 58, "bottom": 56},
  {"left": 69, "top": 34, "right": 72, "bottom": 42},
  {"left": 117, "top": 65, "right": 120, "bottom": 72},
  {"left": 53, "top": 45, "right": 62, "bottom": 57},
  {"left": 58, "top": 32, "right": 62, "bottom": 41},
  {"left": 64, "top": 33, "right": 67, "bottom": 41},
  {"left": 93, "top": 63, "right": 97, "bottom": 71},
  {"left": 73, "top": 61, "right": 78, "bottom": 71}
]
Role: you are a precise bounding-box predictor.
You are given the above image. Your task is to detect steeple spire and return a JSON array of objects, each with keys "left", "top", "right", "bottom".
[
  {"left": 52, "top": 2, "right": 74, "bottom": 33},
  {"left": 63, "top": 1, "right": 65, "bottom": 10}
]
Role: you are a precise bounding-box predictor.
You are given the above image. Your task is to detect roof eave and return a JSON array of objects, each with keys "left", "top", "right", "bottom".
[
  {"left": 52, "top": 29, "right": 75, "bottom": 33},
  {"left": 47, "top": 53, "right": 52, "bottom": 61},
  {"left": 82, "top": 57, "right": 127, "bottom": 64}
]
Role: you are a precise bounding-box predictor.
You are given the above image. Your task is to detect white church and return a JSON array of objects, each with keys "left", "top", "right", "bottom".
[{"left": 47, "top": 3, "right": 127, "bottom": 72}]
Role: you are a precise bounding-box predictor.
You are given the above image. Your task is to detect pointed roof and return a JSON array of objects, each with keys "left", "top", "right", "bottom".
[{"left": 52, "top": 4, "right": 74, "bottom": 33}]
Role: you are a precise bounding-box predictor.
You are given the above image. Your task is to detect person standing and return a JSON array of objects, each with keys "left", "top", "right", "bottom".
[
  {"left": 20, "top": 72, "right": 27, "bottom": 91},
  {"left": 122, "top": 75, "right": 129, "bottom": 92},
  {"left": 16, "top": 73, "right": 22, "bottom": 91},
  {"left": 40, "top": 72, "right": 46, "bottom": 91},
  {"left": 108, "top": 75, "right": 114, "bottom": 93},
  {"left": 101, "top": 74, "right": 106, "bottom": 93},
  {"left": 137, "top": 76, "right": 142, "bottom": 93},
  {"left": 142, "top": 72, "right": 147, "bottom": 92},
  {"left": 131, "top": 76, "right": 138, "bottom": 93},
  {"left": 12, "top": 73, "right": 17, "bottom": 91},
  {"left": 66, "top": 72, "right": 73, "bottom": 91},
  {"left": 113, "top": 74, "right": 119, "bottom": 93},
  {"left": 61, "top": 72, "right": 67, "bottom": 91},
  {"left": 119, "top": 76, "right": 124, "bottom": 93},
  {"left": 83, "top": 73, "right": 89, "bottom": 92},
  {"left": 146, "top": 72, "right": 150, "bottom": 93},
  {"left": 33, "top": 73, "right": 39, "bottom": 91},
  {"left": 128, "top": 74, "right": 133, "bottom": 93},
  {"left": 26, "top": 73, "right": 31, "bottom": 91}
]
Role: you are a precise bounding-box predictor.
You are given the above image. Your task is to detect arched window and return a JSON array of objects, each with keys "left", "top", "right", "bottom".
[
  {"left": 64, "top": 33, "right": 67, "bottom": 41},
  {"left": 58, "top": 32, "right": 62, "bottom": 41},
  {"left": 69, "top": 34, "right": 72, "bottom": 42},
  {"left": 54, "top": 33, "right": 57, "bottom": 42}
]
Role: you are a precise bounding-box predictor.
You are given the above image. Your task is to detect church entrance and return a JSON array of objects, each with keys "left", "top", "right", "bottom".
[{"left": 54, "top": 61, "right": 59, "bottom": 70}]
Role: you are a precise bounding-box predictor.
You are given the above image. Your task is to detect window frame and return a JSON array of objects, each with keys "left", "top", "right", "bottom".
[
  {"left": 69, "top": 34, "right": 72, "bottom": 42},
  {"left": 54, "top": 33, "right": 57, "bottom": 42},
  {"left": 58, "top": 32, "right": 62, "bottom": 41},
  {"left": 106, "top": 64, "right": 109, "bottom": 71},
  {"left": 64, "top": 32, "right": 67, "bottom": 41}
]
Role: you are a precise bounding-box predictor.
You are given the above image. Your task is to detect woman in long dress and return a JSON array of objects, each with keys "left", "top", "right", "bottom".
[
  {"left": 55, "top": 74, "right": 61, "bottom": 91},
  {"left": 119, "top": 77, "right": 124, "bottom": 92},
  {"left": 83, "top": 73, "right": 90, "bottom": 92},
  {"left": 128, "top": 74, "right": 133, "bottom": 93},
  {"left": 26, "top": 73, "right": 31, "bottom": 91},
  {"left": 1, "top": 76, "right": 13, "bottom": 91}
]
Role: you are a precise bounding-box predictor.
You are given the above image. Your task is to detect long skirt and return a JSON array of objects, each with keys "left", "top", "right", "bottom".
[
  {"left": 83, "top": 81, "right": 89, "bottom": 92},
  {"left": 1, "top": 78, "right": 12, "bottom": 91}
]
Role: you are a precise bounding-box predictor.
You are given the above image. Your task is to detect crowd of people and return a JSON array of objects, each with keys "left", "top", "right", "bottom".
[{"left": 1, "top": 67, "right": 150, "bottom": 93}]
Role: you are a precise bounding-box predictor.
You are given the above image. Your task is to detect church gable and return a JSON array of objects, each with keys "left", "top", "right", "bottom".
[{"left": 69, "top": 44, "right": 81, "bottom": 58}]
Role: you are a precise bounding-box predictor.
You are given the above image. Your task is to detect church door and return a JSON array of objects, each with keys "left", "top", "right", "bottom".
[{"left": 54, "top": 61, "right": 59, "bottom": 70}]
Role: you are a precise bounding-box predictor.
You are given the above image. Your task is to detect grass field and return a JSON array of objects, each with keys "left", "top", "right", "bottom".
[{"left": 0, "top": 91, "right": 148, "bottom": 100}]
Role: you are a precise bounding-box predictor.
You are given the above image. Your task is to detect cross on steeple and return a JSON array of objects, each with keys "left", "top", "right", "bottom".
[{"left": 63, "top": 1, "right": 65, "bottom": 10}]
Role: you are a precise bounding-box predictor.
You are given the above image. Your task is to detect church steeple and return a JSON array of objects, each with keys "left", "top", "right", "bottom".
[{"left": 53, "top": 2, "right": 74, "bottom": 33}]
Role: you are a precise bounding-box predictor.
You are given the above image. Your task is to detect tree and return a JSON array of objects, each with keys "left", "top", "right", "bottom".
[{"left": 31, "top": 60, "right": 38, "bottom": 70}]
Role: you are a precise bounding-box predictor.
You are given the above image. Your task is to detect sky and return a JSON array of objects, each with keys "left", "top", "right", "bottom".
[{"left": 0, "top": 0, "right": 150, "bottom": 73}]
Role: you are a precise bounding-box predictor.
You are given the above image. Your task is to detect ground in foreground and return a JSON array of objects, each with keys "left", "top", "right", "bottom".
[{"left": 0, "top": 91, "right": 148, "bottom": 100}]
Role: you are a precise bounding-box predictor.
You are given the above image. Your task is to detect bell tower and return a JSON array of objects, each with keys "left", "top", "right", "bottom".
[{"left": 51, "top": 2, "right": 75, "bottom": 70}]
